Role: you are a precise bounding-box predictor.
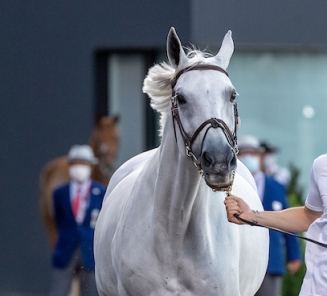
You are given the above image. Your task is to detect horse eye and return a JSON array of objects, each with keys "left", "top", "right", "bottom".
[
  {"left": 230, "top": 91, "right": 238, "bottom": 102},
  {"left": 176, "top": 94, "right": 187, "bottom": 104}
]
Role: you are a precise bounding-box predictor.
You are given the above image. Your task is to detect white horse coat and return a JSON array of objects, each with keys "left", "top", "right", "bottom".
[{"left": 95, "top": 28, "right": 268, "bottom": 296}]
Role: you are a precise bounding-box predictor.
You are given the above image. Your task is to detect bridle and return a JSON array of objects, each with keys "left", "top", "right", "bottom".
[{"left": 170, "top": 64, "right": 239, "bottom": 193}]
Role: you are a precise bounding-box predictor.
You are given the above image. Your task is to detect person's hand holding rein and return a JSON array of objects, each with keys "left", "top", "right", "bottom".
[
  {"left": 224, "top": 195, "right": 322, "bottom": 233},
  {"left": 224, "top": 195, "right": 255, "bottom": 225}
]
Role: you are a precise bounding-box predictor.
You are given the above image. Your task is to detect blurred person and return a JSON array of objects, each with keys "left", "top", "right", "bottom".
[
  {"left": 260, "top": 141, "right": 291, "bottom": 187},
  {"left": 237, "top": 135, "right": 302, "bottom": 296},
  {"left": 49, "top": 145, "right": 106, "bottom": 296}
]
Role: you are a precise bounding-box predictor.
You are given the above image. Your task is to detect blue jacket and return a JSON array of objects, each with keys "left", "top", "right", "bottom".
[
  {"left": 262, "top": 176, "right": 301, "bottom": 275},
  {"left": 52, "top": 180, "right": 106, "bottom": 270}
]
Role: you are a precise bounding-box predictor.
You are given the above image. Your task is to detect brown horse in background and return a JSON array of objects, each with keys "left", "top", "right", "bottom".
[{"left": 39, "top": 116, "right": 119, "bottom": 249}]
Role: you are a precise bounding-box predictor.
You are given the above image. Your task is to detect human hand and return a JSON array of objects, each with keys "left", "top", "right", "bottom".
[
  {"left": 287, "top": 260, "right": 302, "bottom": 274},
  {"left": 224, "top": 195, "right": 253, "bottom": 225}
]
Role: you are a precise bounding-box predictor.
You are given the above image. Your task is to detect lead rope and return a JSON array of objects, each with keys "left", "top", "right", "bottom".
[{"left": 227, "top": 190, "right": 327, "bottom": 249}]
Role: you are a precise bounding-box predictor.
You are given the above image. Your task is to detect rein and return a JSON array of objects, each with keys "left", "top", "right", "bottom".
[
  {"left": 171, "top": 64, "right": 238, "bottom": 192},
  {"left": 233, "top": 213, "right": 327, "bottom": 248},
  {"left": 227, "top": 189, "right": 327, "bottom": 249}
]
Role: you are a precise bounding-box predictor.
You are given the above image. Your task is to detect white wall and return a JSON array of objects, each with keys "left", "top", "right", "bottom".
[{"left": 108, "top": 54, "right": 146, "bottom": 166}]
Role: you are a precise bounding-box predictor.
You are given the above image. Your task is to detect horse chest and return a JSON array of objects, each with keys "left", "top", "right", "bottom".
[
  {"left": 116, "top": 231, "right": 240, "bottom": 296},
  {"left": 120, "top": 256, "right": 238, "bottom": 296}
]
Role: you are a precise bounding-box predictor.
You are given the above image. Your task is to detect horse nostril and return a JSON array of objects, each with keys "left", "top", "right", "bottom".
[{"left": 203, "top": 152, "right": 213, "bottom": 167}]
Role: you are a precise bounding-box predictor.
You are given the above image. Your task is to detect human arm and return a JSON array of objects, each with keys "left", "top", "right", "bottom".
[
  {"left": 224, "top": 195, "right": 322, "bottom": 233},
  {"left": 279, "top": 185, "right": 302, "bottom": 272}
]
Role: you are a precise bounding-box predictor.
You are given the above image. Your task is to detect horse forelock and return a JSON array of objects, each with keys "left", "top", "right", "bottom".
[{"left": 142, "top": 49, "right": 214, "bottom": 137}]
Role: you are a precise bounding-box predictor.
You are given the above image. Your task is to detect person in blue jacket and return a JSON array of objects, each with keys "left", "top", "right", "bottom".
[
  {"left": 49, "top": 145, "right": 106, "bottom": 296},
  {"left": 237, "top": 135, "right": 302, "bottom": 296}
]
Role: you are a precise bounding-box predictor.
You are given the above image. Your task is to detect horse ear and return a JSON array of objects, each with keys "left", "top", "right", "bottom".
[
  {"left": 167, "top": 27, "right": 187, "bottom": 69},
  {"left": 215, "top": 30, "right": 234, "bottom": 69}
]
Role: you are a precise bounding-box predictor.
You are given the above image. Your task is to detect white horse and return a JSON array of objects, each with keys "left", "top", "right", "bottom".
[{"left": 94, "top": 28, "right": 268, "bottom": 296}]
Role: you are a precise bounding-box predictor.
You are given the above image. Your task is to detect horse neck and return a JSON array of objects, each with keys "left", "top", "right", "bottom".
[{"left": 152, "top": 116, "right": 208, "bottom": 242}]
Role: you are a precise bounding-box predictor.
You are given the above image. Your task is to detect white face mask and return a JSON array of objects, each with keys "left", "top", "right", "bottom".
[
  {"left": 263, "top": 154, "right": 278, "bottom": 174},
  {"left": 69, "top": 165, "right": 91, "bottom": 183},
  {"left": 240, "top": 155, "right": 260, "bottom": 173}
]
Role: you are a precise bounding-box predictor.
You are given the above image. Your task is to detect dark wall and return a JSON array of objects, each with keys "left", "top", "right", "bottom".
[
  {"left": 192, "top": 0, "right": 327, "bottom": 50},
  {"left": 0, "top": 1, "right": 189, "bottom": 294}
]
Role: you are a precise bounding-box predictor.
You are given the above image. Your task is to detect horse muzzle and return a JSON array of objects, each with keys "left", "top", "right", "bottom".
[
  {"left": 200, "top": 144, "right": 237, "bottom": 192},
  {"left": 203, "top": 169, "right": 235, "bottom": 192}
]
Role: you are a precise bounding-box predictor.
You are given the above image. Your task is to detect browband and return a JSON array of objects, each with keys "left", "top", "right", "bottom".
[{"left": 171, "top": 64, "right": 229, "bottom": 89}]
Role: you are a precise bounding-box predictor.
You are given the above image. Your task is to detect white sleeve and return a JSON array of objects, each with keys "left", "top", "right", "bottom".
[{"left": 305, "top": 155, "right": 327, "bottom": 212}]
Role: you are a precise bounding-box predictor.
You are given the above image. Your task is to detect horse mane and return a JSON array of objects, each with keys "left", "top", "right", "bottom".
[{"left": 143, "top": 48, "right": 213, "bottom": 137}]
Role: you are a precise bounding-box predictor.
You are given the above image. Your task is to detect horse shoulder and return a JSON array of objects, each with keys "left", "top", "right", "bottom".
[
  {"left": 105, "top": 148, "right": 158, "bottom": 199},
  {"left": 95, "top": 165, "right": 147, "bottom": 295},
  {"left": 97, "top": 148, "right": 158, "bottom": 244},
  {"left": 95, "top": 150, "right": 160, "bottom": 291}
]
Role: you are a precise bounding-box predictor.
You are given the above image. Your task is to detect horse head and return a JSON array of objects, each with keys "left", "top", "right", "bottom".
[
  {"left": 144, "top": 28, "right": 240, "bottom": 191},
  {"left": 89, "top": 115, "right": 119, "bottom": 184},
  {"left": 167, "top": 28, "right": 240, "bottom": 191}
]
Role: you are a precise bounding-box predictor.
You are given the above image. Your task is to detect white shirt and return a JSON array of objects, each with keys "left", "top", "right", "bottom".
[
  {"left": 70, "top": 179, "right": 92, "bottom": 224},
  {"left": 300, "top": 154, "right": 327, "bottom": 296}
]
